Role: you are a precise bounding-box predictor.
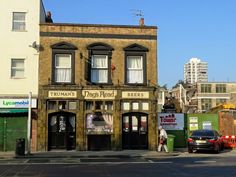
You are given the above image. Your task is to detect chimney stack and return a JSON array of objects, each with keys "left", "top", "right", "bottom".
[{"left": 139, "top": 17, "right": 144, "bottom": 26}]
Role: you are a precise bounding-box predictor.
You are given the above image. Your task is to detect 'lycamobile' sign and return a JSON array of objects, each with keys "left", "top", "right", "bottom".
[{"left": 0, "top": 99, "right": 37, "bottom": 108}]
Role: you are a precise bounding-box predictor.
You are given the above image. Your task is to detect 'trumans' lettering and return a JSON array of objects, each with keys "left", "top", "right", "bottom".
[{"left": 48, "top": 91, "right": 77, "bottom": 98}]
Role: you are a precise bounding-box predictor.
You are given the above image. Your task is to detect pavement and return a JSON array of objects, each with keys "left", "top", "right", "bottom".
[{"left": 0, "top": 148, "right": 187, "bottom": 159}]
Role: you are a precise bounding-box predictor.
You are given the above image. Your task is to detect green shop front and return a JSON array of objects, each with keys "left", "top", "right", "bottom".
[{"left": 0, "top": 98, "right": 37, "bottom": 151}]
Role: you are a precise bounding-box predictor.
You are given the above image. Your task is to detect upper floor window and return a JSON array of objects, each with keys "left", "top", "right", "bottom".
[
  {"left": 201, "top": 84, "right": 211, "bottom": 93},
  {"left": 51, "top": 42, "right": 77, "bottom": 84},
  {"left": 201, "top": 99, "right": 212, "bottom": 112},
  {"left": 87, "top": 43, "right": 113, "bottom": 84},
  {"left": 124, "top": 44, "right": 148, "bottom": 85},
  {"left": 126, "top": 56, "right": 143, "bottom": 83},
  {"left": 216, "top": 84, "right": 226, "bottom": 93},
  {"left": 11, "top": 59, "right": 24, "bottom": 78},
  {"left": 216, "top": 99, "right": 226, "bottom": 106},
  {"left": 91, "top": 55, "right": 108, "bottom": 83},
  {"left": 54, "top": 54, "right": 71, "bottom": 83},
  {"left": 12, "top": 12, "right": 26, "bottom": 31}
]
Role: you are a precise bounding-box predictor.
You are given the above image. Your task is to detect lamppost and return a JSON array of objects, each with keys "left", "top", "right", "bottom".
[{"left": 27, "top": 91, "right": 32, "bottom": 155}]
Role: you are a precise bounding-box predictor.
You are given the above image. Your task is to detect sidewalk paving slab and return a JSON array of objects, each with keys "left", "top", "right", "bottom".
[{"left": 0, "top": 149, "right": 187, "bottom": 159}]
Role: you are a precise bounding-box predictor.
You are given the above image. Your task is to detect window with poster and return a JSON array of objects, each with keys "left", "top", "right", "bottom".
[
  {"left": 86, "top": 112, "right": 113, "bottom": 134},
  {"left": 123, "top": 116, "right": 129, "bottom": 132},
  {"left": 140, "top": 116, "right": 147, "bottom": 132}
]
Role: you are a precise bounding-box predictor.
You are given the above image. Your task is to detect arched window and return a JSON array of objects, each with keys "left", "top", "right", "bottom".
[
  {"left": 123, "top": 44, "right": 148, "bottom": 85},
  {"left": 87, "top": 43, "right": 114, "bottom": 84},
  {"left": 51, "top": 42, "right": 77, "bottom": 84}
]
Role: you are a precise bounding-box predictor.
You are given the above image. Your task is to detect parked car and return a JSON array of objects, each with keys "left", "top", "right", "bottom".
[{"left": 187, "top": 129, "right": 224, "bottom": 153}]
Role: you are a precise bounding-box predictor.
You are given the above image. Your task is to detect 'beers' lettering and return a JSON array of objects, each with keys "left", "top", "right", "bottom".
[
  {"left": 127, "top": 92, "right": 144, "bottom": 97},
  {"left": 122, "top": 91, "right": 149, "bottom": 99}
]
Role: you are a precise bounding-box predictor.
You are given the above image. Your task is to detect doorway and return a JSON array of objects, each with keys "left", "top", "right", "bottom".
[
  {"left": 48, "top": 112, "right": 76, "bottom": 150},
  {"left": 122, "top": 113, "right": 148, "bottom": 149}
]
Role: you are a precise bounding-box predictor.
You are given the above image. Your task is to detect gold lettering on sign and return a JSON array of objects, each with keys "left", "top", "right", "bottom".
[
  {"left": 48, "top": 91, "right": 77, "bottom": 98},
  {"left": 82, "top": 90, "right": 117, "bottom": 99},
  {"left": 122, "top": 91, "right": 149, "bottom": 99}
]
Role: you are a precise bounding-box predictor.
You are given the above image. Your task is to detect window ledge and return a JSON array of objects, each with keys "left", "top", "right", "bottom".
[
  {"left": 51, "top": 82, "right": 76, "bottom": 86},
  {"left": 125, "top": 83, "right": 147, "bottom": 86},
  {"left": 11, "top": 77, "right": 26, "bottom": 79},
  {"left": 12, "top": 30, "right": 27, "bottom": 32}
]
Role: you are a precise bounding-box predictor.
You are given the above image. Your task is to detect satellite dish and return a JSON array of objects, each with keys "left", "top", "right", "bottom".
[
  {"left": 32, "top": 41, "right": 37, "bottom": 48},
  {"left": 30, "top": 41, "right": 40, "bottom": 52}
]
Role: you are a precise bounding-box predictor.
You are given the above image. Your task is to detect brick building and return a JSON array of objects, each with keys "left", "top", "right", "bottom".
[{"left": 37, "top": 22, "right": 158, "bottom": 151}]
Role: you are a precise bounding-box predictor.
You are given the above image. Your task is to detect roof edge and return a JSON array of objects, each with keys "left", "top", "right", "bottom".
[{"left": 40, "top": 22, "right": 158, "bottom": 29}]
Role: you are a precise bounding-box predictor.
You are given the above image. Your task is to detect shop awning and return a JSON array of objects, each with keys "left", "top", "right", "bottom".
[{"left": 0, "top": 109, "right": 28, "bottom": 113}]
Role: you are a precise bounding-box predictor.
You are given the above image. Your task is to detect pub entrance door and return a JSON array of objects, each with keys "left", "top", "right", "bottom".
[
  {"left": 122, "top": 113, "right": 148, "bottom": 149},
  {"left": 48, "top": 112, "right": 76, "bottom": 150}
]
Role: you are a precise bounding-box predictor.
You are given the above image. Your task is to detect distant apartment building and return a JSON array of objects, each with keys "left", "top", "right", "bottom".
[
  {"left": 191, "top": 82, "right": 236, "bottom": 113},
  {"left": 0, "top": 0, "right": 46, "bottom": 151},
  {"left": 184, "top": 58, "right": 208, "bottom": 84}
]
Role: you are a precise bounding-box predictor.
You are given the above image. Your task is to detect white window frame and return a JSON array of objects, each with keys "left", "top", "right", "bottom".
[
  {"left": 54, "top": 54, "right": 72, "bottom": 83},
  {"left": 132, "top": 102, "right": 139, "bottom": 110},
  {"left": 11, "top": 59, "right": 25, "bottom": 78},
  {"left": 91, "top": 55, "right": 108, "bottom": 83},
  {"left": 12, "top": 12, "right": 26, "bottom": 31},
  {"left": 126, "top": 56, "right": 144, "bottom": 84},
  {"left": 122, "top": 102, "right": 130, "bottom": 110},
  {"left": 142, "top": 102, "right": 149, "bottom": 110}
]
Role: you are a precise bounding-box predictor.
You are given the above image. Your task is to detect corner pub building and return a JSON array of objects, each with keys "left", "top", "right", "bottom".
[{"left": 37, "top": 21, "right": 158, "bottom": 151}]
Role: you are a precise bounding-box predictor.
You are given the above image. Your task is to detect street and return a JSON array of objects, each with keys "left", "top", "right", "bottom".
[{"left": 0, "top": 151, "right": 236, "bottom": 177}]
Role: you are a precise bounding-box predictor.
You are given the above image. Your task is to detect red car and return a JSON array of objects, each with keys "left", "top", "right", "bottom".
[{"left": 187, "top": 129, "right": 224, "bottom": 153}]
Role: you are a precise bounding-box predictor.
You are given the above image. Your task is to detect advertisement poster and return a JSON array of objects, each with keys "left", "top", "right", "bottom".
[
  {"left": 158, "top": 113, "right": 184, "bottom": 130},
  {"left": 189, "top": 117, "right": 199, "bottom": 131},
  {"left": 86, "top": 113, "right": 113, "bottom": 134},
  {"left": 189, "top": 123, "right": 198, "bottom": 131},
  {"left": 202, "top": 121, "right": 212, "bottom": 130}
]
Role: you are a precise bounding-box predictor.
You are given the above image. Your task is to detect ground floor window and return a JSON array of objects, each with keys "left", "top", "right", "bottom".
[{"left": 86, "top": 112, "right": 113, "bottom": 134}]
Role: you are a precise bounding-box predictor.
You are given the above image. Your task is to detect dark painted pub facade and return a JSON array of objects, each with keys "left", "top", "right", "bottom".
[{"left": 37, "top": 22, "right": 158, "bottom": 151}]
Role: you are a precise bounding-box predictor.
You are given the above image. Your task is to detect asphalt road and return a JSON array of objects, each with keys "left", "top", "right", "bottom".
[{"left": 1, "top": 152, "right": 236, "bottom": 177}]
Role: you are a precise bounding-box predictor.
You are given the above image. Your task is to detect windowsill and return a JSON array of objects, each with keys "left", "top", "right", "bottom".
[
  {"left": 11, "top": 77, "right": 26, "bottom": 79},
  {"left": 87, "top": 82, "right": 113, "bottom": 86},
  {"left": 12, "top": 30, "right": 27, "bottom": 32},
  {"left": 51, "top": 82, "right": 76, "bottom": 85},
  {"left": 125, "top": 83, "right": 147, "bottom": 86}
]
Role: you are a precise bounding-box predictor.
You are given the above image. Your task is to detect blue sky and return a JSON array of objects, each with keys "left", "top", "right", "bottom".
[{"left": 43, "top": 0, "right": 236, "bottom": 88}]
